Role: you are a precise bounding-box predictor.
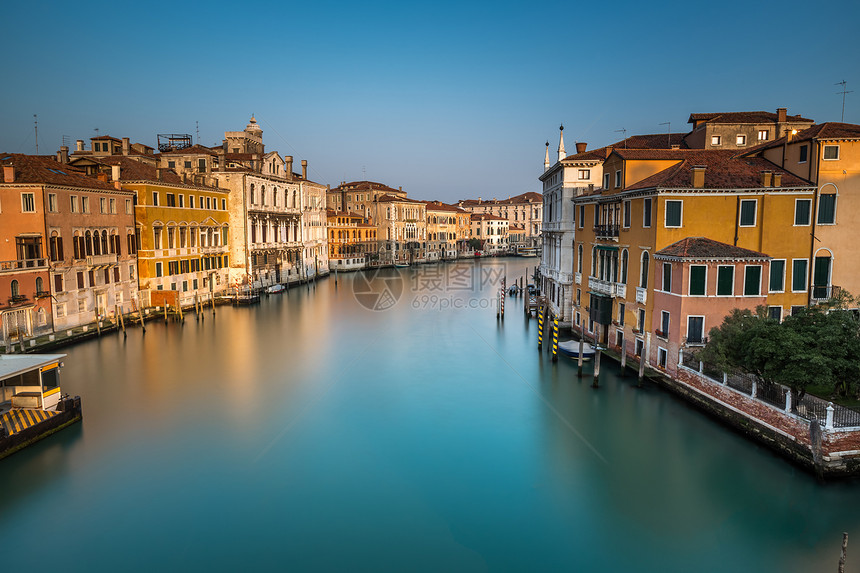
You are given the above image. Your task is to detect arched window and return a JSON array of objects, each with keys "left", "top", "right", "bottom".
[
  {"left": 85, "top": 231, "right": 94, "bottom": 256},
  {"left": 577, "top": 244, "right": 583, "bottom": 273},
  {"left": 273, "top": 187, "right": 278, "bottom": 207},
  {"left": 591, "top": 247, "right": 597, "bottom": 277},
  {"left": 36, "top": 277, "right": 43, "bottom": 294},
  {"left": 250, "top": 184, "right": 255, "bottom": 204},
  {"left": 101, "top": 230, "right": 108, "bottom": 254},
  {"left": 10, "top": 280, "right": 19, "bottom": 298},
  {"left": 621, "top": 249, "right": 628, "bottom": 284},
  {"left": 261, "top": 185, "right": 266, "bottom": 206},
  {"left": 640, "top": 251, "right": 650, "bottom": 289},
  {"left": 73, "top": 231, "right": 82, "bottom": 259}
]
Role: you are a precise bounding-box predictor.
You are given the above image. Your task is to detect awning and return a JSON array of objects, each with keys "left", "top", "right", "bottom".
[{"left": 595, "top": 245, "right": 619, "bottom": 251}]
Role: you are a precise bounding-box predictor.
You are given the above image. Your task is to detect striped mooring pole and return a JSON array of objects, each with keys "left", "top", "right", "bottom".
[
  {"left": 500, "top": 277, "right": 505, "bottom": 320},
  {"left": 538, "top": 306, "right": 544, "bottom": 350},
  {"left": 551, "top": 315, "right": 559, "bottom": 362}
]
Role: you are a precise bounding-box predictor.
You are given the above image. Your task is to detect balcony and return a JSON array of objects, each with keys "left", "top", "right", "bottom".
[
  {"left": 593, "top": 224, "right": 620, "bottom": 239},
  {"left": 588, "top": 277, "right": 627, "bottom": 298},
  {"left": 87, "top": 253, "right": 117, "bottom": 266},
  {"left": 635, "top": 287, "right": 647, "bottom": 304},
  {"left": 0, "top": 258, "right": 48, "bottom": 274},
  {"left": 812, "top": 284, "right": 841, "bottom": 303}
]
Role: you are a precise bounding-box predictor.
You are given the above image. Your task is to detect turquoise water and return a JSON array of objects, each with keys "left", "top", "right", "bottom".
[{"left": 1, "top": 258, "right": 857, "bottom": 572}]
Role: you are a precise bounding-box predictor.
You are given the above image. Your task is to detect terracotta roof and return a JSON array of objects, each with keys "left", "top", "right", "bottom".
[
  {"left": 326, "top": 209, "right": 364, "bottom": 218},
  {"left": 420, "top": 200, "right": 466, "bottom": 213},
  {"left": 332, "top": 180, "right": 402, "bottom": 194},
  {"left": 610, "top": 148, "right": 692, "bottom": 160},
  {"left": 224, "top": 153, "right": 259, "bottom": 160},
  {"left": 160, "top": 144, "right": 218, "bottom": 156},
  {"left": 375, "top": 193, "right": 423, "bottom": 204},
  {"left": 610, "top": 133, "right": 689, "bottom": 150},
  {"left": 471, "top": 213, "right": 507, "bottom": 222},
  {"left": 90, "top": 135, "right": 122, "bottom": 142},
  {"left": 742, "top": 122, "right": 860, "bottom": 155},
  {"left": 561, "top": 147, "right": 609, "bottom": 162},
  {"left": 0, "top": 153, "right": 118, "bottom": 190},
  {"left": 87, "top": 156, "right": 187, "bottom": 184},
  {"left": 625, "top": 150, "right": 813, "bottom": 191},
  {"left": 687, "top": 111, "right": 814, "bottom": 125},
  {"left": 655, "top": 237, "right": 769, "bottom": 260},
  {"left": 459, "top": 191, "right": 542, "bottom": 206}
]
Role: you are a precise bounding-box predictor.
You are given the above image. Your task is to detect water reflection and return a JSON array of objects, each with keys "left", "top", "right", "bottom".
[{"left": 0, "top": 258, "right": 857, "bottom": 571}]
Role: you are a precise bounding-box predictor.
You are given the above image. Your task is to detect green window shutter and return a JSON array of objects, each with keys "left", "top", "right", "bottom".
[
  {"left": 769, "top": 260, "right": 785, "bottom": 291},
  {"left": 662, "top": 263, "right": 672, "bottom": 292},
  {"left": 818, "top": 194, "right": 836, "bottom": 224},
  {"left": 740, "top": 200, "right": 756, "bottom": 226},
  {"left": 717, "top": 266, "right": 734, "bottom": 296},
  {"left": 792, "top": 260, "right": 808, "bottom": 291},
  {"left": 795, "top": 200, "right": 810, "bottom": 225},
  {"left": 665, "top": 201, "right": 682, "bottom": 227},
  {"left": 690, "top": 265, "right": 706, "bottom": 295},
  {"left": 744, "top": 266, "right": 761, "bottom": 296}
]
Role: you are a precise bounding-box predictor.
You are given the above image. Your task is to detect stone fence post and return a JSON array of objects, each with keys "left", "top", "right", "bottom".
[
  {"left": 826, "top": 403, "right": 835, "bottom": 431},
  {"left": 784, "top": 390, "right": 792, "bottom": 413},
  {"left": 751, "top": 379, "right": 757, "bottom": 398}
]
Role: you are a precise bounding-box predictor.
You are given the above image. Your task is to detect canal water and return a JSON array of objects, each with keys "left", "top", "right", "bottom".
[{"left": 1, "top": 258, "right": 857, "bottom": 572}]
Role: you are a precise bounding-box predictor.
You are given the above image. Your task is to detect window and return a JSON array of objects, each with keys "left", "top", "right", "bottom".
[
  {"left": 221, "top": 199, "right": 226, "bottom": 210},
  {"left": 125, "top": 199, "right": 132, "bottom": 214},
  {"left": 155, "top": 262, "right": 163, "bottom": 277},
  {"left": 189, "top": 195, "right": 195, "bottom": 209},
  {"left": 198, "top": 158, "right": 206, "bottom": 172},
  {"left": 578, "top": 169, "right": 590, "bottom": 180},
  {"left": 717, "top": 265, "right": 735, "bottom": 296},
  {"left": 711, "top": 135, "right": 721, "bottom": 146},
  {"left": 813, "top": 255, "right": 832, "bottom": 299},
  {"left": 179, "top": 195, "right": 184, "bottom": 208},
  {"left": 643, "top": 198, "right": 652, "bottom": 228},
  {"left": 823, "top": 145, "right": 839, "bottom": 160},
  {"left": 768, "top": 306, "right": 782, "bottom": 321},
  {"left": 736, "top": 134, "right": 747, "bottom": 146},
  {"left": 799, "top": 145, "right": 808, "bottom": 163},
  {"left": 614, "top": 170, "right": 622, "bottom": 188},
  {"left": 82, "top": 196, "right": 90, "bottom": 213},
  {"left": 184, "top": 160, "right": 192, "bottom": 169},
  {"left": 54, "top": 273, "right": 63, "bottom": 293},
  {"left": 665, "top": 200, "right": 682, "bottom": 227},
  {"left": 689, "top": 265, "right": 706, "bottom": 296},
  {"left": 109, "top": 198, "right": 116, "bottom": 214},
  {"left": 152, "top": 192, "right": 158, "bottom": 206},
  {"left": 168, "top": 160, "right": 176, "bottom": 169},
  {"left": 100, "top": 197, "right": 106, "bottom": 213},
  {"left": 21, "top": 192, "right": 35, "bottom": 212},
  {"left": 48, "top": 193, "right": 57, "bottom": 212},
  {"left": 76, "top": 272, "right": 84, "bottom": 289},
  {"left": 662, "top": 262, "right": 672, "bottom": 292},
  {"left": 603, "top": 173, "right": 610, "bottom": 189},
  {"left": 618, "top": 303, "right": 625, "bottom": 326},
  {"left": 660, "top": 311, "right": 670, "bottom": 338},
  {"left": 640, "top": 251, "right": 649, "bottom": 289},
  {"left": 70, "top": 196, "right": 78, "bottom": 213},
  {"left": 620, "top": 249, "right": 628, "bottom": 283},
  {"left": 166, "top": 194, "right": 176, "bottom": 207},
  {"left": 623, "top": 201, "right": 631, "bottom": 228},
  {"left": 153, "top": 227, "right": 162, "bottom": 249},
  {"left": 794, "top": 199, "right": 811, "bottom": 225},
  {"left": 638, "top": 308, "right": 645, "bottom": 332},
  {"left": 736, "top": 199, "right": 757, "bottom": 226},
  {"left": 578, "top": 205, "right": 584, "bottom": 229},
  {"left": 206, "top": 197, "right": 211, "bottom": 210},
  {"left": 687, "top": 316, "right": 705, "bottom": 344},
  {"left": 791, "top": 259, "right": 808, "bottom": 292},
  {"left": 744, "top": 266, "right": 762, "bottom": 296},
  {"left": 758, "top": 130, "right": 769, "bottom": 141},
  {"left": 635, "top": 338, "right": 644, "bottom": 356},
  {"left": 818, "top": 193, "right": 836, "bottom": 224},
  {"left": 769, "top": 260, "right": 785, "bottom": 292}
]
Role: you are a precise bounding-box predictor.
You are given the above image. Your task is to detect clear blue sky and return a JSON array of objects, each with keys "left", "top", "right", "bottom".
[{"left": 1, "top": 0, "right": 858, "bottom": 202}]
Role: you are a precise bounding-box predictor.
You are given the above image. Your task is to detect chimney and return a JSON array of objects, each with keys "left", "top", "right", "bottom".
[
  {"left": 301, "top": 159, "right": 307, "bottom": 180},
  {"left": 111, "top": 164, "right": 121, "bottom": 181},
  {"left": 59, "top": 146, "right": 69, "bottom": 164},
  {"left": 156, "top": 168, "right": 164, "bottom": 181},
  {"left": 97, "top": 172, "right": 108, "bottom": 182},
  {"left": 777, "top": 107, "right": 787, "bottom": 123},
  {"left": 785, "top": 128, "right": 797, "bottom": 143},
  {"left": 3, "top": 164, "right": 15, "bottom": 183},
  {"left": 691, "top": 166, "right": 706, "bottom": 188},
  {"left": 75, "top": 139, "right": 84, "bottom": 152},
  {"left": 760, "top": 170, "right": 772, "bottom": 187},
  {"left": 575, "top": 142, "right": 587, "bottom": 154},
  {"left": 604, "top": 146, "right": 613, "bottom": 159},
  {"left": 122, "top": 137, "right": 130, "bottom": 156},
  {"left": 670, "top": 144, "right": 680, "bottom": 150},
  {"left": 285, "top": 156, "right": 293, "bottom": 181},
  {"left": 772, "top": 173, "right": 782, "bottom": 187}
]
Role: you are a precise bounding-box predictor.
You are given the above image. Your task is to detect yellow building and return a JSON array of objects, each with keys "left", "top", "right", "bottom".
[
  {"left": 422, "top": 201, "right": 465, "bottom": 261},
  {"left": 571, "top": 148, "right": 816, "bottom": 368},
  {"left": 752, "top": 122, "right": 860, "bottom": 303},
  {"left": 326, "top": 209, "right": 377, "bottom": 270}
]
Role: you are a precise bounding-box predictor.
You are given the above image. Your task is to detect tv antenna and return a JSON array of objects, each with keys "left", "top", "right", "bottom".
[
  {"left": 659, "top": 122, "right": 671, "bottom": 147},
  {"left": 33, "top": 114, "right": 38, "bottom": 154},
  {"left": 196, "top": 120, "right": 199, "bottom": 144},
  {"left": 615, "top": 128, "right": 627, "bottom": 148},
  {"left": 836, "top": 80, "right": 852, "bottom": 122}
]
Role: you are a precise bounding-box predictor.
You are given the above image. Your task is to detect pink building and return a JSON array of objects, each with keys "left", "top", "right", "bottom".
[{"left": 650, "top": 237, "right": 770, "bottom": 376}]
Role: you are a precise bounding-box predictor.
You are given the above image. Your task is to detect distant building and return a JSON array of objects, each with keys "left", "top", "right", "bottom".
[
  {"left": 470, "top": 213, "right": 508, "bottom": 253},
  {"left": 422, "top": 201, "right": 466, "bottom": 261},
  {"left": 328, "top": 181, "right": 406, "bottom": 221},
  {"left": 457, "top": 191, "right": 542, "bottom": 247},
  {"left": 327, "top": 209, "right": 377, "bottom": 270},
  {"left": 370, "top": 194, "right": 427, "bottom": 265}
]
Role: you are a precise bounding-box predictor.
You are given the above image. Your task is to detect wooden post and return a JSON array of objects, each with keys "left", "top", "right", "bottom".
[
  {"left": 95, "top": 316, "right": 101, "bottom": 336},
  {"left": 592, "top": 325, "right": 601, "bottom": 388},
  {"left": 211, "top": 293, "right": 215, "bottom": 315},
  {"left": 177, "top": 300, "right": 184, "bottom": 322},
  {"left": 577, "top": 320, "right": 585, "bottom": 377},
  {"left": 638, "top": 347, "right": 646, "bottom": 385},
  {"left": 164, "top": 304, "right": 169, "bottom": 323},
  {"left": 195, "top": 294, "right": 200, "bottom": 321},
  {"left": 620, "top": 344, "right": 627, "bottom": 376},
  {"left": 117, "top": 305, "right": 126, "bottom": 338},
  {"left": 838, "top": 532, "right": 848, "bottom": 573}
]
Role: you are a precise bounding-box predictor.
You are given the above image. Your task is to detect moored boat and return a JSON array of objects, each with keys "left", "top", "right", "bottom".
[{"left": 558, "top": 340, "right": 595, "bottom": 361}]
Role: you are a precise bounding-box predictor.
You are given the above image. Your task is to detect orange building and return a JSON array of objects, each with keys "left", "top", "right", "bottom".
[{"left": 327, "top": 209, "right": 377, "bottom": 270}]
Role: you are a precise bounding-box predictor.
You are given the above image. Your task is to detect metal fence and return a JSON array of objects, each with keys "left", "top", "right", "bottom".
[{"left": 679, "top": 351, "right": 860, "bottom": 429}]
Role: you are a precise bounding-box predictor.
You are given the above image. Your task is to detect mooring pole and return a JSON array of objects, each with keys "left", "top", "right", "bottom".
[
  {"left": 552, "top": 315, "right": 558, "bottom": 363},
  {"left": 839, "top": 532, "right": 848, "bottom": 573},
  {"left": 537, "top": 305, "right": 544, "bottom": 351},
  {"left": 592, "top": 325, "right": 601, "bottom": 388},
  {"left": 620, "top": 343, "right": 627, "bottom": 376},
  {"left": 638, "top": 346, "right": 646, "bottom": 385},
  {"left": 577, "top": 321, "right": 585, "bottom": 377}
]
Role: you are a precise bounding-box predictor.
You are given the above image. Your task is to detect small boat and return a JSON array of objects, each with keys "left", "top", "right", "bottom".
[
  {"left": 558, "top": 340, "right": 596, "bottom": 360},
  {"left": 508, "top": 285, "right": 520, "bottom": 296},
  {"left": 394, "top": 263, "right": 410, "bottom": 268},
  {"left": 266, "top": 284, "right": 285, "bottom": 294}
]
